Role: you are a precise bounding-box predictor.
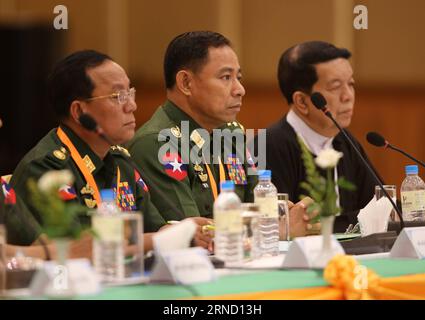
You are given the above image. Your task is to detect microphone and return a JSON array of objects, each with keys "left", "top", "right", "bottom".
[
  {"left": 79, "top": 113, "right": 114, "bottom": 146},
  {"left": 366, "top": 131, "right": 425, "bottom": 168},
  {"left": 78, "top": 113, "right": 186, "bottom": 220},
  {"left": 310, "top": 92, "right": 405, "bottom": 230}
]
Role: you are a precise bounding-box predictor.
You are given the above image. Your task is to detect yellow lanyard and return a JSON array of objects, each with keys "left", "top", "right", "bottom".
[
  {"left": 204, "top": 156, "right": 226, "bottom": 200},
  {"left": 57, "top": 127, "right": 101, "bottom": 206},
  {"left": 116, "top": 166, "right": 121, "bottom": 207}
]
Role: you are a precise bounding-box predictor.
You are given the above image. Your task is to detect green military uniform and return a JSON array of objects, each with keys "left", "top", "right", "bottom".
[
  {"left": 11, "top": 125, "right": 165, "bottom": 233},
  {"left": 127, "top": 100, "right": 258, "bottom": 222},
  {"left": 0, "top": 179, "right": 41, "bottom": 245}
]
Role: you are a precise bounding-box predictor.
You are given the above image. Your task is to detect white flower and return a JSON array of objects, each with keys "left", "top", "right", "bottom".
[
  {"left": 38, "top": 170, "right": 74, "bottom": 192},
  {"left": 315, "top": 148, "right": 343, "bottom": 169}
]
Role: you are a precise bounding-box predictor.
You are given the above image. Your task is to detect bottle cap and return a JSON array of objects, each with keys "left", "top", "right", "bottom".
[
  {"left": 220, "top": 180, "right": 235, "bottom": 191},
  {"left": 405, "top": 165, "right": 419, "bottom": 175},
  {"left": 100, "top": 189, "right": 115, "bottom": 201},
  {"left": 258, "top": 170, "right": 271, "bottom": 179}
]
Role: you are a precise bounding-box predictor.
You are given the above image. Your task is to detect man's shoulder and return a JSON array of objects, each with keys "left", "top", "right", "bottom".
[
  {"left": 260, "top": 116, "right": 299, "bottom": 148},
  {"left": 11, "top": 129, "right": 72, "bottom": 187},
  {"left": 17, "top": 129, "right": 71, "bottom": 170},
  {"left": 134, "top": 106, "right": 176, "bottom": 138}
]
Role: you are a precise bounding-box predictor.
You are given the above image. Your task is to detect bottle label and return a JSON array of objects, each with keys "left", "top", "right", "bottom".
[
  {"left": 401, "top": 190, "right": 425, "bottom": 213},
  {"left": 255, "top": 197, "right": 279, "bottom": 218},
  {"left": 214, "top": 210, "right": 242, "bottom": 233}
]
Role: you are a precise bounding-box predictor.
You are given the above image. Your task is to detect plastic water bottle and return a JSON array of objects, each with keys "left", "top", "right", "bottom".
[
  {"left": 401, "top": 165, "right": 425, "bottom": 221},
  {"left": 214, "top": 181, "right": 243, "bottom": 266},
  {"left": 254, "top": 170, "right": 279, "bottom": 256},
  {"left": 93, "top": 189, "right": 124, "bottom": 282}
]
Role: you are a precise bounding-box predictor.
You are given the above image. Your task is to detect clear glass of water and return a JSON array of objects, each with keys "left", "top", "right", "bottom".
[
  {"left": 375, "top": 185, "right": 398, "bottom": 221},
  {"left": 92, "top": 212, "right": 144, "bottom": 284},
  {"left": 277, "top": 193, "right": 290, "bottom": 241},
  {"left": 240, "top": 203, "right": 261, "bottom": 260}
]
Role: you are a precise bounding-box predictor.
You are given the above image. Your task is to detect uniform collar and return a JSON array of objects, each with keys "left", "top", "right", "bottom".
[
  {"left": 58, "top": 124, "right": 107, "bottom": 175},
  {"left": 162, "top": 100, "right": 204, "bottom": 134},
  {"left": 286, "top": 109, "right": 334, "bottom": 156}
]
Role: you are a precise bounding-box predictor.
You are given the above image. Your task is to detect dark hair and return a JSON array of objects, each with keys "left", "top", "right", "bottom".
[
  {"left": 277, "top": 41, "right": 351, "bottom": 104},
  {"left": 47, "top": 50, "right": 112, "bottom": 119},
  {"left": 163, "top": 31, "right": 231, "bottom": 89}
]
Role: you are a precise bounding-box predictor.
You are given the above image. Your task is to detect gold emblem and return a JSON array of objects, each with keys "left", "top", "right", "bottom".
[
  {"left": 84, "top": 198, "right": 97, "bottom": 209},
  {"left": 170, "top": 126, "right": 182, "bottom": 138},
  {"left": 80, "top": 184, "right": 95, "bottom": 195},
  {"left": 53, "top": 150, "right": 66, "bottom": 160},
  {"left": 199, "top": 173, "right": 208, "bottom": 182},
  {"left": 60, "top": 147, "right": 67, "bottom": 154},
  {"left": 118, "top": 145, "right": 131, "bottom": 157},
  {"left": 83, "top": 155, "right": 96, "bottom": 173},
  {"left": 190, "top": 130, "right": 205, "bottom": 148},
  {"left": 194, "top": 163, "right": 203, "bottom": 172}
]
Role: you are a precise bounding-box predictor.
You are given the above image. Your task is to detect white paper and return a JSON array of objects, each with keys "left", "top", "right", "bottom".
[
  {"left": 390, "top": 226, "right": 425, "bottom": 259},
  {"left": 30, "top": 259, "right": 100, "bottom": 297},
  {"left": 150, "top": 220, "right": 214, "bottom": 284},
  {"left": 282, "top": 235, "right": 345, "bottom": 269},
  {"left": 358, "top": 196, "right": 393, "bottom": 236}
]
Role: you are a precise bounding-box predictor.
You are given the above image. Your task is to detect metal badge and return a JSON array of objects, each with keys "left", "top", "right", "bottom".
[
  {"left": 53, "top": 150, "right": 66, "bottom": 160},
  {"left": 83, "top": 155, "right": 96, "bottom": 173},
  {"left": 170, "top": 126, "right": 182, "bottom": 138}
]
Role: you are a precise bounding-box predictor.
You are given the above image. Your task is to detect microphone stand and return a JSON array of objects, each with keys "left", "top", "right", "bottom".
[
  {"left": 321, "top": 109, "right": 405, "bottom": 231},
  {"left": 386, "top": 143, "right": 425, "bottom": 168}
]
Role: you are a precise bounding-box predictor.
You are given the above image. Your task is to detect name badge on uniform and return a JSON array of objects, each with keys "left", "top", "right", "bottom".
[{"left": 226, "top": 154, "right": 247, "bottom": 185}]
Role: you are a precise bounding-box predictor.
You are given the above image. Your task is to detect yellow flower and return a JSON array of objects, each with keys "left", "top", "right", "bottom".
[{"left": 324, "top": 254, "right": 380, "bottom": 300}]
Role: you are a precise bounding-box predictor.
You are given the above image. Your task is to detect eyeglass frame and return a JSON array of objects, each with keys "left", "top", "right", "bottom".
[{"left": 84, "top": 87, "right": 136, "bottom": 105}]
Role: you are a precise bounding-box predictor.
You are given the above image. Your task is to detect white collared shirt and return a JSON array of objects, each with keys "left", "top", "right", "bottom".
[{"left": 286, "top": 109, "right": 340, "bottom": 207}]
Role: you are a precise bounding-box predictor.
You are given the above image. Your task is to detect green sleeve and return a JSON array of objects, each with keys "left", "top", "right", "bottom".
[
  {"left": 133, "top": 173, "right": 166, "bottom": 232},
  {"left": 1, "top": 188, "right": 41, "bottom": 245},
  {"left": 129, "top": 133, "right": 201, "bottom": 222}
]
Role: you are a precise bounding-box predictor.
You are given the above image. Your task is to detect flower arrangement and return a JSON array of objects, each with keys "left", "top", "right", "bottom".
[
  {"left": 27, "top": 170, "right": 88, "bottom": 239},
  {"left": 298, "top": 137, "right": 356, "bottom": 220}
]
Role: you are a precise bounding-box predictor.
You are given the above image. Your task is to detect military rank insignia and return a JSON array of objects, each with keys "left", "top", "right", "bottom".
[
  {"left": 226, "top": 153, "right": 247, "bottom": 185},
  {"left": 113, "top": 181, "right": 136, "bottom": 211}
]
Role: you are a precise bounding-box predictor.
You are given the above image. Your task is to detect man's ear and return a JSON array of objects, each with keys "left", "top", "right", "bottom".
[
  {"left": 175, "top": 70, "right": 192, "bottom": 96},
  {"left": 292, "top": 91, "right": 310, "bottom": 116},
  {"left": 69, "top": 101, "right": 85, "bottom": 123}
]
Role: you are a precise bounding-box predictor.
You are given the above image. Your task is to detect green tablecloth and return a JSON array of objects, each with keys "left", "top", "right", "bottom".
[{"left": 82, "top": 258, "right": 425, "bottom": 300}]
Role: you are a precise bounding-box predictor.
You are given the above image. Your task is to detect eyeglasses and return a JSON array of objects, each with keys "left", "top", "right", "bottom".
[{"left": 85, "top": 87, "right": 136, "bottom": 105}]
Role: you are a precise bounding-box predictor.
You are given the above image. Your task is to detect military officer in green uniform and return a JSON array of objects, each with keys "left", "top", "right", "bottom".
[
  {"left": 11, "top": 50, "right": 164, "bottom": 234},
  {"left": 128, "top": 31, "right": 317, "bottom": 238},
  {"left": 10, "top": 50, "right": 212, "bottom": 253},
  {"left": 128, "top": 31, "right": 255, "bottom": 223}
]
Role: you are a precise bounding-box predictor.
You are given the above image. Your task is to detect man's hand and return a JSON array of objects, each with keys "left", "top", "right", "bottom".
[
  {"left": 281, "top": 196, "right": 321, "bottom": 239},
  {"left": 188, "top": 217, "right": 214, "bottom": 251}
]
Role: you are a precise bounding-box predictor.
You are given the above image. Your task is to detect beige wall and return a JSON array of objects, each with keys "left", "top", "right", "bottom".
[
  {"left": 1, "top": 0, "right": 425, "bottom": 86},
  {"left": 354, "top": 0, "right": 425, "bottom": 86}
]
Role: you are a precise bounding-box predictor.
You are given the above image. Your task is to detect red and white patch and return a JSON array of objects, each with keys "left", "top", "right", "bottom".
[{"left": 162, "top": 152, "right": 188, "bottom": 181}]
